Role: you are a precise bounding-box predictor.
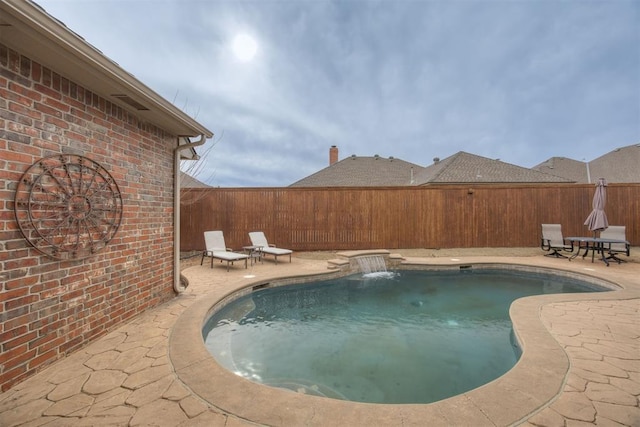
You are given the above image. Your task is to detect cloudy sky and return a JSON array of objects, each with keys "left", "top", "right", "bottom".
[{"left": 38, "top": 0, "right": 639, "bottom": 187}]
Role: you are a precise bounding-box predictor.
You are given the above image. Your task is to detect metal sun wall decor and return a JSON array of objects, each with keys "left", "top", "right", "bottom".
[{"left": 14, "top": 154, "right": 123, "bottom": 260}]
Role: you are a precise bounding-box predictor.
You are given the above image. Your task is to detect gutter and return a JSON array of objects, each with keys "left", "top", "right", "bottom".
[{"left": 173, "top": 135, "right": 208, "bottom": 293}]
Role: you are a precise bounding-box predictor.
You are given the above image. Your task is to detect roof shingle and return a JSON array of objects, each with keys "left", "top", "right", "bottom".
[
  {"left": 414, "top": 152, "right": 572, "bottom": 184},
  {"left": 290, "top": 155, "right": 422, "bottom": 187},
  {"left": 290, "top": 145, "right": 638, "bottom": 187},
  {"left": 533, "top": 144, "right": 640, "bottom": 183}
]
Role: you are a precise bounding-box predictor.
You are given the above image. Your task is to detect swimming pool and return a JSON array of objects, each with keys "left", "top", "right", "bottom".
[{"left": 202, "top": 268, "right": 606, "bottom": 404}]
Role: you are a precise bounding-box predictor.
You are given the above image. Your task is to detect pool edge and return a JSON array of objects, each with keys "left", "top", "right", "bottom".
[{"left": 170, "top": 256, "right": 639, "bottom": 426}]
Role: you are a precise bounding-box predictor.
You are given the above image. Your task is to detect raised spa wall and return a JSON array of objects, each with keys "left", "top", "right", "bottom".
[{"left": 327, "top": 249, "right": 404, "bottom": 273}]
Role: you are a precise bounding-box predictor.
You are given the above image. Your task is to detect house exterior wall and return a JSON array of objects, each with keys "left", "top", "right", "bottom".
[{"left": 0, "top": 44, "right": 177, "bottom": 391}]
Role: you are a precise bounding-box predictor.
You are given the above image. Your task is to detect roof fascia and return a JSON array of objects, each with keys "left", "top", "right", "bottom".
[{"left": 0, "top": 0, "right": 213, "bottom": 138}]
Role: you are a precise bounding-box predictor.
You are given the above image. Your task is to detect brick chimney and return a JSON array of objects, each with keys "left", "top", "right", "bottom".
[{"left": 329, "top": 145, "right": 339, "bottom": 165}]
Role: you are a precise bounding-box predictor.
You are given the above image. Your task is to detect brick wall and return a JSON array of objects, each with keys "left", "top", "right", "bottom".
[{"left": 0, "top": 44, "right": 177, "bottom": 391}]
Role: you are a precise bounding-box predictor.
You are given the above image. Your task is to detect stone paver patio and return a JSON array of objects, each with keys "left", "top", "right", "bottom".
[{"left": 0, "top": 250, "right": 638, "bottom": 426}]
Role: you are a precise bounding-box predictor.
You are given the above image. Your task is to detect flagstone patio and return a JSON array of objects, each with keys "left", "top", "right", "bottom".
[{"left": 0, "top": 250, "right": 638, "bottom": 426}]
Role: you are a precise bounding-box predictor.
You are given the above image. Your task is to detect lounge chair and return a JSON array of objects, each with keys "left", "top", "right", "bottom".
[
  {"left": 600, "top": 226, "right": 630, "bottom": 264},
  {"left": 540, "top": 224, "right": 573, "bottom": 258},
  {"left": 201, "top": 230, "right": 249, "bottom": 271},
  {"left": 248, "top": 231, "right": 292, "bottom": 264}
]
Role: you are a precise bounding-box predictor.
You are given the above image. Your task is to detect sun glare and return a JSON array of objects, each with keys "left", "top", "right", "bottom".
[{"left": 232, "top": 34, "right": 258, "bottom": 61}]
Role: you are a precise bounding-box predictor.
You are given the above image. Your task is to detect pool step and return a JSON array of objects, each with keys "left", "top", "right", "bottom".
[{"left": 327, "top": 258, "right": 349, "bottom": 270}]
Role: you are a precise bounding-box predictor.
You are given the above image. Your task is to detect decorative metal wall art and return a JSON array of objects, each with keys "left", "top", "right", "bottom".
[{"left": 14, "top": 154, "right": 123, "bottom": 260}]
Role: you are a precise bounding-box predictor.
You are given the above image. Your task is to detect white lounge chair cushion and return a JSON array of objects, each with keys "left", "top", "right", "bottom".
[
  {"left": 248, "top": 232, "right": 292, "bottom": 254},
  {"left": 210, "top": 250, "right": 248, "bottom": 261},
  {"left": 204, "top": 231, "right": 248, "bottom": 260},
  {"left": 261, "top": 247, "right": 292, "bottom": 256}
]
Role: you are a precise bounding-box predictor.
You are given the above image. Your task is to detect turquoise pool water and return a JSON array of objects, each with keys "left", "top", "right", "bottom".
[{"left": 203, "top": 269, "right": 603, "bottom": 404}]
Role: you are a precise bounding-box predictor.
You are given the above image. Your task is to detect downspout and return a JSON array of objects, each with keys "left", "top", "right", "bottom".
[{"left": 173, "top": 134, "right": 208, "bottom": 293}]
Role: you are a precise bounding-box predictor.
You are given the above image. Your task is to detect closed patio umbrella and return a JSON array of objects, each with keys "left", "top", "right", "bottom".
[{"left": 584, "top": 177, "right": 608, "bottom": 236}]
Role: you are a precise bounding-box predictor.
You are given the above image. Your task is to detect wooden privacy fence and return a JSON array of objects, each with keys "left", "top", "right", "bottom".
[{"left": 180, "top": 184, "right": 640, "bottom": 252}]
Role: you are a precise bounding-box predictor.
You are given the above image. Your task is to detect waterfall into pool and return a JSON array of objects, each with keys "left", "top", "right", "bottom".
[{"left": 356, "top": 255, "right": 395, "bottom": 279}]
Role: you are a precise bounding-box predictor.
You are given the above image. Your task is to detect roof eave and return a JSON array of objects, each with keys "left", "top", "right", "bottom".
[{"left": 0, "top": 0, "right": 213, "bottom": 138}]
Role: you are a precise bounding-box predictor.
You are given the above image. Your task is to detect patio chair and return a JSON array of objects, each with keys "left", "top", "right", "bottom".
[
  {"left": 599, "top": 226, "right": 630, "bottom": 264},
  {"left": 201, "top": 230, "right": 249, "bottom": 271},
  {"left": 540, "top": 224, "right": 573, "bottom": 258},
  {"left": 248, "top": 231, "right": 292, "bottom": 264}
]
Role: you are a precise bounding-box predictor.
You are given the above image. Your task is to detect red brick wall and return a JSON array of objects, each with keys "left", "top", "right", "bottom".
[{"left": 0, "top": 44, "right": 177, "bottom": 391}]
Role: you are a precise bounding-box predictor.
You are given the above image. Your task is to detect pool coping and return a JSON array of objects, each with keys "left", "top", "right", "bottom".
[{"left": 169, "top": 256, "right": 639, "bottom": 426}]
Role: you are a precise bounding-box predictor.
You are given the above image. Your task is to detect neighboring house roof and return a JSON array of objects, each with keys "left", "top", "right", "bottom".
[
  {"left": 532, "top": 157, "right": 589, "bottom": 183},
  {"left": 0, "top": 0, "right": 212, "bottom": 139},
  {"left": 180, "top": 171, "right": 210, "bottom": 188},
  {"left": 414, "top": 152, "right": 572, "bottom": 185},
  {"left": 533, "top": 144, "right": 640, "bottom": 183},
  {"left": 589, "top": 144, "right": 640, "bottom": 183},
  {"left": 290, "top": 151, "right": 572, "bottom": 187},
  {"left": 290, "top": 155, "right": 422, "bottom": 187}
]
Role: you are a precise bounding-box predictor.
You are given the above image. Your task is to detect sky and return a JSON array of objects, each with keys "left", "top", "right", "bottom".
[{"left": 37, "top": 0, "right": 639, "bottom": 187}]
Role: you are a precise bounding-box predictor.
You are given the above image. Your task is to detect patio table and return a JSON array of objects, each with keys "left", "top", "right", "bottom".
[
  {"left": 566, "top": 237, "right": 630, "bottom": 266},
  {"left": 243, "top": 245, "right": 263, "bottom": 266}
]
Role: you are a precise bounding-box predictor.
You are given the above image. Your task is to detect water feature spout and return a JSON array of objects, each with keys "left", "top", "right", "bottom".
[{"left": 356, "top": 255, "right": 388, "bottom": 275}]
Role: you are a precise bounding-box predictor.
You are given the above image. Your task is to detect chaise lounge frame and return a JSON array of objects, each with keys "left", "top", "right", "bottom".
[
  {"left": 201, "top": 230, "right": 249, "bottom": 271},
  {"left": 248, "top": 231, "right": 292, "bottom": 264}
]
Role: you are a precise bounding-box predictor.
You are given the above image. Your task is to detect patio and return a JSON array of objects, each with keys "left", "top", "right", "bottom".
[{"left": 0, "top": 249, "right": 638, "bottom": 426}]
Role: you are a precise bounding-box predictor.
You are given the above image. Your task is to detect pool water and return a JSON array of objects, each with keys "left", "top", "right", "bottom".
[{"left": 203, "top": 269, "right": 602, "bottom": 404}]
